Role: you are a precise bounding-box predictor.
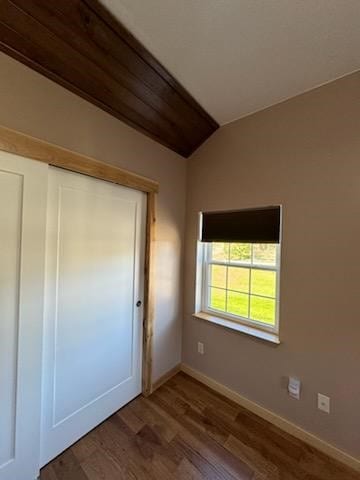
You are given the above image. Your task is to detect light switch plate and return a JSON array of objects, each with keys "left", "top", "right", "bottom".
[
  {"left": 318, "top": 393, "right": 330, "bottom": 413},
  {"left": 288, "top": 376, "right": 301, "bottom": 399}
]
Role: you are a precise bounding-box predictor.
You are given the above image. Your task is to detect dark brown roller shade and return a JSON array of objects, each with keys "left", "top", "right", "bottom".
[{"left": 201, "top": 206, "right": 281, "bottom": 243}]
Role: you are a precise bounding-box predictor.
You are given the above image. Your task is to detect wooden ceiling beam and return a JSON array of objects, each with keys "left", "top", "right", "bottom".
[{"left": 0, "top": 0, "right": 218, "bottom": 157}]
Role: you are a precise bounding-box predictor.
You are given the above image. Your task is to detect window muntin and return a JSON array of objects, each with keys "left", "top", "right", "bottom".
[{"left": 202, "top": 242, "right": 280, "bottom": 332}]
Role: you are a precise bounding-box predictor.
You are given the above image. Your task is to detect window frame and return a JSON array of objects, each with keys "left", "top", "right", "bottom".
[{"left": 200, "top": 242, "right": 281, "bottom": 335}]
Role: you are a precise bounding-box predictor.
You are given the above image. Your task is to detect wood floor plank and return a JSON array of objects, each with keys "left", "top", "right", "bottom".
[
  {"left": 204, "top": 407, "right": 309, "bottom": 479},
  {"left": 71, "top": 434, "right": 98, "bottom": 463},
  {"left": 235, "top": 410, "right": 305, "bottom": 462},
  {"left": 224, "top": 434, "right": 280, "bottom": 480},
  {"left": 116, "top": 401, "right": 146, "bottom": 434},
  {"left": 176, "top": 458, "right": 207, "bottom": 480},
  {"left": 149, "top": 389, "right": 254, "bottom": 479},
  {"left": 47, "top": 449, "right": 89, "bottom": 480},
  {"left": 299, "top": 451, "right": 360, "bottom": 480},
  {"left": 171, "top": 434, "right": 234, "bottom": 480},
  {"left": 89, "top": 419, "right": 157, "bottom": 479},
  {"left": 151, "top": 455, "right": 179, "bottom": 479},
  {"left": 173, "top": 372, "right": 240, "bottom": 420},
  {"left": 80, "top": 448, "right": 129, "bottom": 480},
  {"left": 126, "top": 395, "right": 179, "bottom": 442},
  {"left": 156, "top": 384, "right": 190, "bottom": 415},
  {"left": 134, "top": 423, "right": 183, "bottom": 472},
  {"left": 41, "top": 373, "right": 360, "bottom": 480},
  {"left": 40, "top": 465, "right": 59, "bottom": 480}
]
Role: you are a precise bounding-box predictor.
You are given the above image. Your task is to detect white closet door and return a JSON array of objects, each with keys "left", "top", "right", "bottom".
[
  {"left": 0, "top": 153, "right": 47, "bottom": 480},
  {"left": 41, "top": 167, "right": 146, "bottom": 466}
]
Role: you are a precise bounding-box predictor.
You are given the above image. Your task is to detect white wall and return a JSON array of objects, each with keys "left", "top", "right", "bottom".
[{"left": 0, "top": 52, "right": 186, "bottom": 382}]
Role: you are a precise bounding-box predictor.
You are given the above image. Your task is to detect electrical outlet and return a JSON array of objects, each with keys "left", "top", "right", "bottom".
[
  {"left": 318, "top": 393, "right": 330, "bottom": 413},
  {"left": 197, "top": 342, "right": 204, "bottom": 355}
]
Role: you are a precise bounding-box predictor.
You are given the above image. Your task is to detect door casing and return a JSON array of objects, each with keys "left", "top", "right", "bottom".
[{"left": 0, "top": 124, "right": 158, "bottom": 397}]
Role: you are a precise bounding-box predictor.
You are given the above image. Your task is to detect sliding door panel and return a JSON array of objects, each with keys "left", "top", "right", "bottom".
[
  {"left": 0, "top": 171, "right": 22, "bottom": 469},
  {"left": 41, "top": 168, "right": 146, "bottom": 466},
  {"left": 0, "top": 153, "right": 47, "bottom": 480}
]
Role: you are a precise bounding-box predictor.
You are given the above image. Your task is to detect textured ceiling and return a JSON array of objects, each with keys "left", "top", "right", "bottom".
[{"left": 101, "top": 0, "right": 360, "bottom": 125}]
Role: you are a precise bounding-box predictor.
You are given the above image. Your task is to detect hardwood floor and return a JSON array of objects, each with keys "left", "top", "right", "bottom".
[{"left": 41, "top": 372, "right": 359, "bottom": 480}]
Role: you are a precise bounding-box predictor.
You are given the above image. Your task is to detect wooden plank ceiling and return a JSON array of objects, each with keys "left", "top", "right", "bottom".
[{"left": 0, "top": 0, "right": 218, "bottom": 157}]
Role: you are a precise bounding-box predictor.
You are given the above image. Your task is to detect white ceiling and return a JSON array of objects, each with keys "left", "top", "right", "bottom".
[{"left": 101, "top": 0, "right": 360, "bottom": 125}]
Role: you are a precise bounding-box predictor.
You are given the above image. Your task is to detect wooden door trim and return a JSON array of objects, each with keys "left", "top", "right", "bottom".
[
  {"left": 0, "top": 125, "right": 158, "bottom": 193},
  {"left": 142, "top": 192, "right": 156, "bottom": 396},
  {"left": 0, "top": 124, "right": 157, "bottom": 395}
]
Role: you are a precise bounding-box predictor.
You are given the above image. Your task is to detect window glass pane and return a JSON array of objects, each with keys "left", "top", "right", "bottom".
[
  {"left": 204, "top": 241, "right": 279, "bottom": 330},
  {"left": 227, "top": 291, "right": 248, "bottom": 317},
  {"left": 252, "top": 244, "right": 276, "bottom": 266},
  {"left": 228, "top": 267, "right": 249, "bottom": 293},
  {"left": 211, "top": 243, "right": 229, "bottom": 262},
  {"left": 250, "top": 296, "right": 275, "bottom": 325},
  {"left": 210, "top": 265, "right": 227, "bottom": 289},
  {"left": 230, "top": 243, "right": 251, "bottom": 263},
  {"left": 209, "top": 287, "right": 226, "bottom": 311},
  {"left": 251, "top": 270, "right": 276, "bottom": 297}
]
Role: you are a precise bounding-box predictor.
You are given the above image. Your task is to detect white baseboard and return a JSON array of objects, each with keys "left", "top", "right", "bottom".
[{"left": 180, "top": 363, "right": 360, "bottom": 473}]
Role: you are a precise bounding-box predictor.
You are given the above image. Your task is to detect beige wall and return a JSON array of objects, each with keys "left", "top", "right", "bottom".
[
  {"left": 184, "top": 71, "right": 360, "bottom": 457},
  {"left": 0, "top": 52, "right": 186, "bottom": 382},
  {"left": 2, "top": 47, "right": 359, "bottom": 459}
]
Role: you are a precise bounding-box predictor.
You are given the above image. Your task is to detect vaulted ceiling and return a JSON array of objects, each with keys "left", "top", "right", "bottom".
[
  {"left": 101, "top": 0, "right": 360, "bottom": 125},
  {"left": 0, "top": 1, "right": 359, "bottom": 157},
  {"left": 0, "top": 0, "right": 218, "bottom": 157}
]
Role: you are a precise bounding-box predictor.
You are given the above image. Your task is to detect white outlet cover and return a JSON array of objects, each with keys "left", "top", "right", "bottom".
[
  {"left": 197, "top": 342, "right": 204, "bottom": 355},
  {"left": 318, "top": 393, "right": 330, "bottom": 413}
]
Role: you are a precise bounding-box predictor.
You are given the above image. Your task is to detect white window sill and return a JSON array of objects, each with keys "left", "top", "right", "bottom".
[{"left": 192, "top": 311, "right": 281, "bottom": 345}]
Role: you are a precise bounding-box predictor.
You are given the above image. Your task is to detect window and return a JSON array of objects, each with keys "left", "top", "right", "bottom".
[
  {"left": 201, "top": 242, "right": 280, "bottom": 332},
  {"left": 195, "top": 206, "right": 281, "bottom": 341}
]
